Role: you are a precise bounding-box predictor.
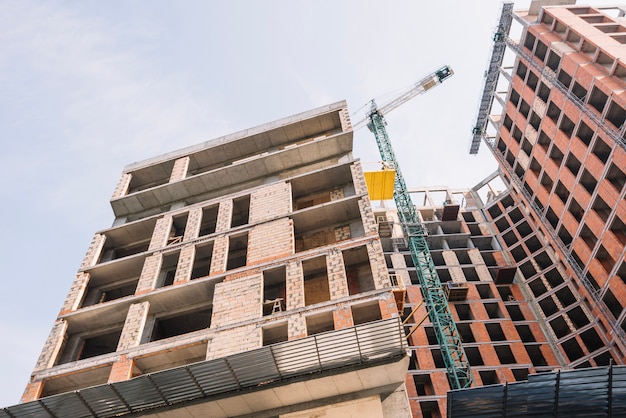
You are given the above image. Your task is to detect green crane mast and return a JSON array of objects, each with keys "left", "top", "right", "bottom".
[{"left": 358, "top": 66, "right": 473, "bottom": 389}]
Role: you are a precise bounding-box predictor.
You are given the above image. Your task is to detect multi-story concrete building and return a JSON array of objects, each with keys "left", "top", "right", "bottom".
[
  {"left": 4, "top": 1, "right": 626, "bottom": 418},
  {"left": 10, "top": 102, "right": 413, "bottom": 417}
]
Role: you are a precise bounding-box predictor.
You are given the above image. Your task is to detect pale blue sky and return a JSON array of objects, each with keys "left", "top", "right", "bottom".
[{"left": 0, "top": 0, "right": 605, "bottom": 406}]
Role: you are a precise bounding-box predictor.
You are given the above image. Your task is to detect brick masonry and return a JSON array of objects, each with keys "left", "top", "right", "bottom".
[
  {"left": 79, "top": 234, "right": 106, "bottom": 270},
  {"left": 333, "top": 307, "right": 354, "bottom": 330},
  {"left": 288, "top": 313, "right": 307, "bottom": 340},
  {"left": 247, "top": 218, "right": 293, "bottom": 265},
  {"left": 148, "top": 216, "right": 173, "bottom": 251},
  {"left": 249, "top": 181, "right": 292, "bottom": 223},
  {"left": 117, "top": 301, "right": 150, "bottom": 351},
  {"left": 327, "top": 250, "right": 349, "bottom": 300},
  {"left": 135, "top": 254, "right": 162, "bottom": 294},
  {"left": 211, "top": 273, "right": 262, "bottom": 328},
  {"left": 367, "top": 240, "right": 391, "bottom": 289},
  {"left": 183, "top": 207, "right": 202, "bottom": 241},
  {"left": 59, "top": 272, "right": 90, "bottom": 314},
  {"left": 33, "top": 319, "right": 68, "bottom": 372},
  {"left": 358, "top": 198, "right": 378, "bottom": 236},
  {"left": 169, "top": 156, "right": 190, "bottom": 182},
  {"left": 216, "top": 199, "right": 233, "bottom": 232},
  {"left": 173, "top": 245, "right": 195, "bottom": 285},
  {"left": 286, "top": 260, "right": 304, "bottom": 310},
  {"left": 351, "top": 162, "right": 368, "bottom": 195},
  {"left": 108, "top": 354, "right": 134, "bottom": 383},
  {"left": 209, "top": 235, "right": 228, "bottom": 276},
  {"left": 111, "top": 173, "right": 131, "bottom": 200},
  {"left": 206, "top": 324, "right": 260, "bottom": 360}
]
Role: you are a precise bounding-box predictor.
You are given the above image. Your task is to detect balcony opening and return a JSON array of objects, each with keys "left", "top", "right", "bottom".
[
  {"left": 535, "top": 40, "right": 548, "bottom": 61},
  {"left": 510, "top": 245, "right": 528, "bottom": 263},
  {"left": 576, "top": 120, "right": 593, "bottom": 145},
  {"left": 606, "top": 101, "right": 626, "bottom": 130},
  {"left": 592, "top": 138, "right": 612, "bottom": 164},
  {"left": 476, "top": 284, "right": 494, "bottom": 299},
  {"left": 484, "top": 302, "right": 504, "bottom": 319},
  {"left": 538, "top": 130, "right": 551, "bottom": 151},
  {"left": 495, "top": 345, "right": 516, "bottom": 364},
  {"left": 530, "top": 111, "right": 541, "bottom": 131},
  {"left": 41, "top": 365, "right": 112, "bottom": 397},
  {"left": 558, "top": 226, "right": 573, "bottom": 246},
  {"left": 610, "top": 217, "right": 626, "bottom": 245},
  {"left": 550, "top": 315, "right": 571, "bottom": 338},
  {"left": 462, "top": 266, "right": 480, "bottom": 282},
  {"left": 562, "top": 337, "right": 584, "bottom": 362},
  {"left": 559, "top": 115, "right": 574, "bottom": 137},
  {"left": 352, "top": 302, "right": 382, "bottom": 325},
  {"left": 525, "top": 345, "right": 547, "bottom": 366},
  {"left": 568, "top": 306, "right": 590, "bottom": 329},
  {"left": 596, "top": 245, "right": 615, "bottom": 274},
  {"left": 519, "top": 99, "right": 530, "bottom": 119},
  {"left": 306, "top": 311, "right": 334, "bottom": 336},
  {"left": 495, "top": 217, "right": 511, "bottom": 233},
  {"left": 420, "top": 401, "right": 441, "bottom": 418},
  {"left": 425, "top": 327, "right": 438, "bottom": 345},
  {"left": 580, "top": 224, "right": 598, "bottom": 249},
  {"left": 82, "top": 278, "right": 138, "bottom": 307},
  {"left": 263, "top": 267, "right": 286, "bottom": 316},
  {"left": 99, "top": 218, "right": 157, "bottom": 263},
  {"left": 529, "top": 278, "right": 548, "bottom": 297},
  {"left": 544, "top": 268, "right": 564, "bottom": 287},
  {"left": 190, "top": 242, "right": 214, "bottom": 280},
  {"left": 589, "top": 86, "right": 608, "bottom": 114},
  {"left": 568, "top": 199, "right": 584, "bottom": 220},
  {"left": 519, "top": 260, "right": 537, "bottom": 279},
  {"left": 537, "top": 81, "right": 550, "bottom": 102},
  {"left": 127, "top": 160, "right": 175, "bottom": 194},
  {"left": 607, "top": 163, "right": 626, "bottom": 192},
  {"left": 465, "top": 347, "right": 484, "bottom": 366},
  {"left": 512, "top": 368, "right": 529, "bottom": 381},
  {"left": 546, "top": 102, "right": 561, "bottom": 123},
  {"left": 580, "top": 169, "right": 598, "bottom": 194},
  {"left": 555, "top": 287, "right": 576, "bottom": 307},
  {"left": 303, "top": 256, "right": 330, "bottom": 306},
  {"left": 594, "top": 351, "right": 615, "bottom": 366},
  {"left": 506, "top": 304, "right": 525, "bottom": 321},
  {"left": 455, "top": 304, "right": 473, "bottom": 321},
  {"left": 149, "top": 307, "right": 212, "bottom": 342},
  {"left": 344, "top": 246, "right": 375, "bottom": 295},
  {"left": 231, "top": 195, "right": 250, "bottom": 228},
  {"left": 199, "top": 205, "right": 219, "bottom": 236},
  {"left": 526, "top": 71, "right": 539, "bottom": 93},
  {"left": 226, "top": 233, "right": 248, "bottom": 270},
  {"left": 581, "top": 328, "right": 604, "bottom": 352},
  {"left": 523, "top": 33, "right": 536, "bottom": 53},
  {"left": 457, "top": 323, "right": 475, "bottom": 343},
  {"left": 516, "top": 324, "right": 535, "bottom": 342},
  {"left": 526, "top": 235, "right": 550, "bottom": 254},
  {"left": 168, "top": 213, "right": 188, "bottom": 245},
  {"left": 570, "top": 80, "right": 587, "bottom": 103},
  {"left": 487, "top": 323, "right": 507, "bottom": 341},
  {"left": 603, "top": 289, "right": 623, "bottom": 319},
  {"left": 413, "top": 374, "right": 435, "bottom": 396},
  {"left": 565, "top": 153, "right": 581, "bottom": 176},
  {"left": 503, "top": 115, "right": 513, "bottom": 133},
  {"left": 554, "top": 181, "right": 569, "bottom": 203},
  {"left": 557, "top": 69, "right": 572, "bottom": 89},
  {"left": 157, "top": 251, "right": 180, "bottom": 288},
  {"left": 512, "top": 126, "right": 523, "bottom": 144},
  {"left": 540, "top": 296, "right": 560, "bottom": 317},
  {"left": 262, "top": 322, "right": 288, "bottom": 346}
]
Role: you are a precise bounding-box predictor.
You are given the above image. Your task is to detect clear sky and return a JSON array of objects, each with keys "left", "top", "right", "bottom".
[{"left": 0, "top": 0, "right": 608, "bottom": 406}]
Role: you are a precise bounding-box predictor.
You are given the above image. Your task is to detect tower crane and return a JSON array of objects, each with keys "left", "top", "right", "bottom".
[{"left": 353, "top": 65, "right": 473, "bottom": 390}]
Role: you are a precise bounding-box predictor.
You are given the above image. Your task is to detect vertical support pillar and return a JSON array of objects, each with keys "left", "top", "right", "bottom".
[
  {"left": 148, "top": 216, "right": 173, "bottom": 251},
  {"left": 174, "top": 245, "right": 195, "bottom": 285},
  {"left": 111, "top": 173, "right": 132, "bottom": 200},
  {"left": 169, "top": 156, "right": 190, "bottom": 183},
  {"left": 135, "top": 254, "right": 162, "bottom": 295},
  {"left": 327, "top": 250, "right": 349, "bottom": 300},
  {"left": 117, "top": 302, "right": 150, "bottom": 351},
  {"left": 108, "top": 354, "right": 135, "bottom": 383}
]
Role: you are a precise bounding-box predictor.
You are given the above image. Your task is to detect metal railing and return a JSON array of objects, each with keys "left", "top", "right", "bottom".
[{"left": 2, "top": 318, "right": 406, "bottom": 418}]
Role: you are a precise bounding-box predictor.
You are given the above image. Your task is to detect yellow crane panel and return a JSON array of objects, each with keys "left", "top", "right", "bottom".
[{"left": 364, "top": 169, "right": 396, "bottom": 200}]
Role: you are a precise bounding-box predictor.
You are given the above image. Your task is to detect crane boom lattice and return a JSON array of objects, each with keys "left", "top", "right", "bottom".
[{"left": 362, "top": 66, "right": 473, "bottom": 390}]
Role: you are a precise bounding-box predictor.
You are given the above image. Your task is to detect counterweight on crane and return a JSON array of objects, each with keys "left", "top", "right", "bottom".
[{"left": 354, "top": 65, "right": 473, "bottom": 389}]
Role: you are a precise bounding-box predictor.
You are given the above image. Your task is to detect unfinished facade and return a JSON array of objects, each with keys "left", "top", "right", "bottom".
[{"left": 12, "top": 102, "right": 412, "bottom": 417}]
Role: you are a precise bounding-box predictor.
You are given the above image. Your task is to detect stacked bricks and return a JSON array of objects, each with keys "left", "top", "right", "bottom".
[
  {"left": 135, "top": 254, "right": 161, "bottom": 294},
  {"left": 247, "top": 219, "right": 293, "bottom": 264},
  {"left": 339, "top": 107, "right": 352, "bottom": 131},
  {"left": 215, "top": 199, "right": 233, "bottom": 232},
  {"left": 111, "top": 173, "right": 131, "bottom": 200},
  {"left": 148, "top": 216, "right": 173, "bottom": 251},
  {"left": 249, "top": 182, "right": 292, "bottom": 223},
  {"left": 288, "top": 314, "right": 307, "bottom": 341},
  {"left": 334, "top": 225, "right": 351, "bottom": 242},
  {"left": 333, "top": 307, "right": 354, "bottom": 330},
  {"left": 206, "top": 325, "right": 260, "bottom": 360},
  {"left": 330, "top": 188, "right": 344, "bottom": 201},
  {"left": 358, "top": 198, "right": 378, "bottom": 236},
  {"left": 108, "top": 355, "right": 134, "bottom": 383},
  {"left": 117, "top": 302, "right": 150, "bottom": 351},
  {"left": 286, "top": 260, "right": 304, "bottom": 311},
  {"left": 32, "top": 319, "right": 68, "bottom": 372},
  {"left": 169, "top": 156, "right": 190, "bottom": 183},
  {"left": 443, "top": 251, "right": 465, "bottom": 283},
  {"left": 183, "top": 207, "right": 202, "bottom": 242},
  {"left": 367, "top": 240, "right": 391, "bottom": 289},
  {"left": 467, "top": 248, "right": 492, "bottom": 281},
  {"left": 209, "top": 235, "right": 228, "bottom": 276},
  {"left": 211, "top": 273, "right": 262, "bottom": 328},
  {"left": 350, "top": 162, "right": 368, "bottom": 195},
  {"left": 327, "top": 250, "right": 349, "bottom": 300},
  {"left": 79, "top": 234, "right": 106, "bottom": 269},
  {"left": 173, "top": 245, "right": 194, "bottom": 285},
  {"left": 20, "top": 381, "right": 44, "bottom": 403},
  {"left": 59, "top": 272, "right": 90, "bottom": 315}
]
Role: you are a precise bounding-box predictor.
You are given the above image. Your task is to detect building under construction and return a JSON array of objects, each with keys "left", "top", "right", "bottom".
[{"left": 2, "top": 1, "right": 626, "bottom": 417}]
